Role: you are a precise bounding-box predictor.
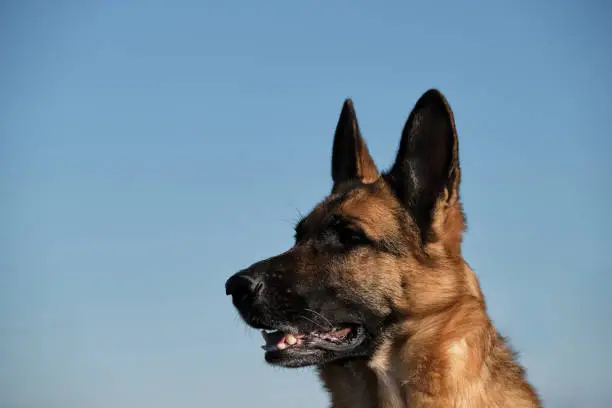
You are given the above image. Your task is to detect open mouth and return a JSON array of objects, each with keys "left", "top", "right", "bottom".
[{"left": 261, "top": 324, "right": 365, "bottom": 355}]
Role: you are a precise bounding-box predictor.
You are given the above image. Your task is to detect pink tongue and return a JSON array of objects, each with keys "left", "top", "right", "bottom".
[
  {"left": 329, "top": 327, "right": 351, "bottom": 339},
  {"left": 261, "top": 329, "right": 350, "bottom": 347}
]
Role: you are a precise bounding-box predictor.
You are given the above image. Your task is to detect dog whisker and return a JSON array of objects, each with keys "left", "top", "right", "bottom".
[
  {"left": 304, "top": 308, "right": 334, "bottom": 330},
  {"left": 299, "top": 314, "right": 329, "bottom": 331}
]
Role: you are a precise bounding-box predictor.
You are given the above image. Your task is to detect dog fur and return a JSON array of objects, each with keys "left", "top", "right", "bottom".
[{"left": 225, "top": 89, "right": 541, "bottom": 407}]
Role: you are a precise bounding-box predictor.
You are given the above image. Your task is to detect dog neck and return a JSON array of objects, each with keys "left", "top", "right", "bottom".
[
  {"left": 318, "top": 334, "right": 412, "bottom": 408},
  {"left": 319, "top": 292, "right": 540, "bottom": 408}
]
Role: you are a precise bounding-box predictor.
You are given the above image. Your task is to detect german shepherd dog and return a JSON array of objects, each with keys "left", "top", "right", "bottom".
[{"left": 225, "top": 90, "right": 541, "bottom": 407}]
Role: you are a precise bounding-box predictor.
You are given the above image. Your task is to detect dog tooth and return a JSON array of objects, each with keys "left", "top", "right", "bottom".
[
  {"left": 286, "top": 334, "right": 297, "bottom": 345},
  {"left": 277, "top": 342, "right": 288, "bottom": 350}
]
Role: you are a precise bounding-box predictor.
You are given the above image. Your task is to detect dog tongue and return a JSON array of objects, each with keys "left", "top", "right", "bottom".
[{"left": 328, "top": 327, "right": 351, "bottom": 339}]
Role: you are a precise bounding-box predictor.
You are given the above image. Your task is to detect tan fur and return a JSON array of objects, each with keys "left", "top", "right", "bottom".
[
  {"left": 319, "top": 290, "right": 540, "bottom": 407},
  {"left": 315, "top": 92, "right": 541, "bottom": 407},
  {"left": 315, "top": 196, "right": 541, "bottom": 406}
]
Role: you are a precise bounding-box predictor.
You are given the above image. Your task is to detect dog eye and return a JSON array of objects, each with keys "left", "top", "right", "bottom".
[
  {"left": 338, "top": 227, "right": 368, "bottom": 247},
  {"left": 332, "top": 222, "right": 370, "bottom": 248}
]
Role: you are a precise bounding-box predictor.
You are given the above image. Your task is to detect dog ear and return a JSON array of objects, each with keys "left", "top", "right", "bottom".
[
  {"left": 386, "top": 89, "right": 462, "bottom": 245},
  {"left": 331, "top": 99, "right": 379, "bottom": 192}
]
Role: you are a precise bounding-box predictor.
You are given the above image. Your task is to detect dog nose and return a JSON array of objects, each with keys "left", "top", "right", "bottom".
[{"left": 225, "top": 270, "right": 264, "bottom": 303}]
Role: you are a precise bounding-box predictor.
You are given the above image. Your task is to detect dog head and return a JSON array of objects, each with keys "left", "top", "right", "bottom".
[{"left": 225, "top": 90, "right": 473, "bottom": 368}]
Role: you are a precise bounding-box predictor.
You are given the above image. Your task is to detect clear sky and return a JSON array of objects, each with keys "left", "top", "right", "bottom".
[{"left": 1, "top": 1, "right": 611, "bottom": 407}]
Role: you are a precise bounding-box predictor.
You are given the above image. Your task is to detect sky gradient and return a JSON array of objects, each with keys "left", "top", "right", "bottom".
[{"left": 1, "top": 1, "right": 611, "bottom": 407}]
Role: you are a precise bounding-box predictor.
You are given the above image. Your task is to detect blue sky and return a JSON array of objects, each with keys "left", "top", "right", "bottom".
[{"left": 1, "top": 1, "right": 611, "bottom": 407}]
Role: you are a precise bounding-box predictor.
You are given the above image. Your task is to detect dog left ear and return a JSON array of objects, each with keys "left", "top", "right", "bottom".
[
  {"left": 331, "top": 99, "right": 379, "bottom": 192},
  {"left": 386, "top": 89, "right": 463, "bottom": 247}
]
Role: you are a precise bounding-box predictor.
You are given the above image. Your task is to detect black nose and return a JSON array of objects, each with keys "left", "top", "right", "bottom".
[{"left": 225, "top": 270, "right": 264, "bottom": 304}]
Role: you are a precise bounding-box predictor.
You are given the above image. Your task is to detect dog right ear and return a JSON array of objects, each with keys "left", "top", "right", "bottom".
[
  {"left": 331, "top": 99, "right": 379, "bottom": 192},
  {"left": 385, "top": 89, "right": 463, "bottom": 246}
]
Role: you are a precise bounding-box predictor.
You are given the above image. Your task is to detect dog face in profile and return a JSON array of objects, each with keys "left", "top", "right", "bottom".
[
  {"left": 225, "top": 90, "right": 541, "bottom": 407},
  {"left": 225, "top": 89, "right": 466, "bottom": 368}
]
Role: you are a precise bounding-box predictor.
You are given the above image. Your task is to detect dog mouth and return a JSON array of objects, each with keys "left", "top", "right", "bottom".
[{"left": 260, "top": 324, "right": 366, "bottom": 359}]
